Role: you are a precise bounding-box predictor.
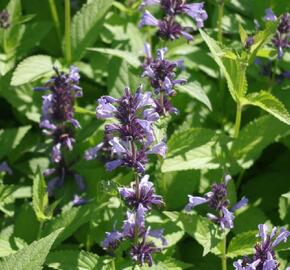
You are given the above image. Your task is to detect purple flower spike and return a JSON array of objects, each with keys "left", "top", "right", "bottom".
[
  {"left": 185, "top": 175, "right": 247, "bottom": 230},
  {"left": 264, "top": 8, "right": 277, "bottom": 21},
  {"left": 84, "top": 142, "right": 104, "bottom": 160},
  {"left": 119, "top": 174, "right": 164, "bottom": 210},
  {"left": 271, "top": 13, "right": 290, "bottom": 59},
  {"left": 0, "top": 161, "right": 12, "bottom": 175},
  {"left": 130, "top": 228, "right": 160, "bottom": 267},
  {"left": 234, "top": 224, "right": 290, "bottom": 269}
]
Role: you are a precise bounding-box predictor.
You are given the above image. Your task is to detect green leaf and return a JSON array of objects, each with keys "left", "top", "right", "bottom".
[
  {"left": 10, "top": 55, "right": 56, "bottom": 86},
  {"left": 279, "top": 192, "right": 290, "bottom": 223},
  {"left": 0, "top": 185, "right": 17, "bottom": 204},
  {"left": 176, "top": 81, "right": 212, "bottom": 111},
  {"left": 238, "top": 24, "right": 248, "bottom": 44},
  {"left": 0, "top": 229, "right": 63, "bottom": 270},
  {"left": 46, "top": 250, "right": 103, "bottom": 270},
  {"left": 242, "top": 90, "right": 290, "bottom": 125},
  {"left": 32, "top": 168, "right": 52, "bottom": 222},
  {"left": 43, "top": 202, "right": 107, "bottom": 247},
  {"left": 249, "top": 20, "right": 279, "bottom": 62},
  {"left": 141, "top": 258, "right": 192, "bottom": 269},
  {"left": 231, "top": 115, "right": 290, "bottom": 170},
  {"left": 179, "top": 213, "right": 223, "bottom": 256},
  {"left": 0, "top": 237, "right": 26, "bottom": 257},
  {"left": 227, "top": 231, "right": 257, "bottom": 258},
  {"left": 161, "top": 128, "right": 228, "bottom": 173},
  {"left": 71, "top": 0, "right": 113, "bottom": 61},
  {"left": 199, "top": 30, "right": 248, "bottom": 100},
  {"left": 107, "top": 58, "right": 140, "bottom": 98},
  {"left": 0, "top": 126, "right": 31, "bottom": 160},
  {"left": 88, "top": 48, "right": 141, "bottom": 68}
]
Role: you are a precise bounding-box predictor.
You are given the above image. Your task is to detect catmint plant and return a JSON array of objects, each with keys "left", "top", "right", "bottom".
[
  {"left": 264, "top": 9, "right": 290, "bottom": 59},
  {"left": 185, "top": 175, "right": 248, "bottom": 230},
  {"left": 233, "top": 224, "right": 290, "bottom": 270},
  {"left": 142, "top": 44, "right": 186, "bottom": 116},
  {"left": 86, "top": 86, "right": 167, "bottom": 267},
  {"left": 0, "top": 10, "right": 9, "bottom": 29},
  {"left": 139, "top": 0, "right": 208, "bottom": 41},
  {"left": 35, "top": 66, "right": 85, "bottom": 196}
]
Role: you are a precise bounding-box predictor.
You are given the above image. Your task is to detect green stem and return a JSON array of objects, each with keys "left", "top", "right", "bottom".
[
  {"left": 233, "top": 102, "right": 242, "bottom": 138},
  {"left": 111, "top": 260, "right": 116, "bottom": 270},
  {"left": 3, "top": 29, "right": 8, "bottom": 53},
  {"left": 236, "top": 169, "right": 245, "bottom": 190},
  {"left": 37, "top": 221, "right": 44, "bottom": 240},
  {"left": 48, "top": 0, "right": 62, "bottom": 44},
  {"left": 64, "top": 0, "right": 72, "bottom": 64},
  {"left": 221, "top": 236, "right": 227, "bottom": 270},
  {"left": 217, "top": 0, "right": 224, "bottom": 44}
]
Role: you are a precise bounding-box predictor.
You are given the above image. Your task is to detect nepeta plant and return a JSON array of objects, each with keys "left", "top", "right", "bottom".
[
  {"left": 0, "top": 161, "right": 12, "bottom": 175},
  {"left": 142, "top": 44, "right": 186, "bottom": 115},
  {"left": 139, "top": 0, "right": 208, "bottom": 40},
  {"left": 234, "top": 224, "right": 290, "bottom": 270},
  {"left": 185, "top": 176, "right": 248, "bottom": 230},
  {"left": 264, "top": 9, "right": 290, "bottom": 59},
  {"left": 35, "top": 66, "right": 85, "bottom": 195},
  {"left": 86, "top": 86, "right": 167, "bottom": 266}
]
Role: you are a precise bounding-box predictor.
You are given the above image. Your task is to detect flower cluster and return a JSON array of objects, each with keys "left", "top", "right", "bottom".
[
  {"left": 185, "top": 176, "right": 248, "bottom": 230},
  {"left": 87, "top": 86, "right": 167, "bottom": 266},
  {"left": 233, "top": 224, "right": 290, "bottom": 270},
  {"left": 85, "top": 86, "right": 166, "bottom": 173},
  {"left": 0, "top": 10, "right": 9, "bottom": 29},
  {"left": 139, "top": 0, "right": 208, "bottom": 41},
  {"left": 35, "top": 67, "right": 85, "bottom": 196},
  {"left": 0, "top": 161, "right": 12, "bottom": 175},
  {"left": 264, "top": 9, "right": 290, "bottom": 59},
  {"left": 102, "top": 175, "right": 166, "bottom": 266},
  {"left": 142, "top": 44, "right": 186, "bottom": 115}
]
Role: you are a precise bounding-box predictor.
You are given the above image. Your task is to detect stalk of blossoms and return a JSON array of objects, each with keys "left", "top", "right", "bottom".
[
  {"left": 86, "top": 85, "right": 167, "bottom": 267},
  {"left": 233, "top": 224, "right": 290, "bottom": 270},
  {"left": 139, "top": 0, "right": 208, "bottom": 41},
  {"left": 185, "top": 175, "right": 248, "bottom": 270},
  {"left": 142, "top": 44, "right": 187, "bottom": 117},
  {"left": 264, "top": 9, "right": 290, "bottom": 59},
  {"left": 34, "top": 66, "right": 86, "bottom": 201}
]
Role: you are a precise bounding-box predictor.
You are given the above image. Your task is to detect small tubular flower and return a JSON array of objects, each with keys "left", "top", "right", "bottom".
[{"left": 233, "top": 224, "right": 290, "bottom": 270}]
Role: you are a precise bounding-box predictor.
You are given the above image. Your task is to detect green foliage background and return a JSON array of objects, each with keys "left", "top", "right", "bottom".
[{"left": 0, "top": 0, "right": 289, "bottom": 269}]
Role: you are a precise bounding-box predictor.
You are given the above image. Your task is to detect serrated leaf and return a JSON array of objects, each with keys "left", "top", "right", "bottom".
[
  {"left": 32, "top": 168, "right": 50, "bottom": 222},
  {"left": 227, "top": 231, "right": 257, "bottom": 258},
  {"left": 176, "top": 81, "right": 212, "bottom": 111},
  {"left": 179, "top": 213, "right": 223, "bottom": 256},
  {"left": 71, "top": 0, "right": 113, "bottom": 61},
  {"left": 11, "top": 55, "right": 56, "bottom": 86},
  {"left": 46, "top": 250, "right": 103, "bottom": 270},
  {"left": 0, "top": 237, "right": 26, "bottom": 257},
  {"left": 279, "top": 192, "right": 290, "bottom": 223},
  {"left": 161, "top": 128, "right": 229, "bottom": 173},
  {"left": 231, "top": 115, "right": 290, "bottom": 170},
  {"left": 0, "top": 228, "right": 63, "bottom": 270},
  {"left": 199, "top": 30, "right": 248, "bottom": 100},
  {"left": 0, "top": 184, "right": 17, "bottom": 204},
  {"left": 242, "top": 90, "right": 290, "bottom": 125},
  {"left": 88, "top": 48, "right": 141, "bottom": 68}
]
